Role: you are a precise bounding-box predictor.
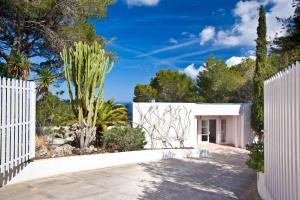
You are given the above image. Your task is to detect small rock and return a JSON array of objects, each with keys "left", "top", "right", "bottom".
[
  {"left": 72, "top": 148, "right": 82, "bottom": 155},
  {"left": 36, "top": 145, "right": 49, "bottom": 158},
  {"left": 52, "top": 144, "right": 75, "bottom": 157}
]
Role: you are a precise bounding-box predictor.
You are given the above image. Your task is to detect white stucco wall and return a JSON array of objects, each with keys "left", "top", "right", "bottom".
[
  {"left": 133, "top": 103, "right": 252, "bottom": 149},
  {"left": 242, "top": 103, "right": 253, "bottom": 147},
  {"left": 133, "top": 103, "right": 197, "bottom": 148}
]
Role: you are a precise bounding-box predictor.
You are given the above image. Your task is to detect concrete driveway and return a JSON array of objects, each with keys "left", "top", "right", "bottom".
[{"left": 0, "top": 146, "right": 261, "bottom": 200}]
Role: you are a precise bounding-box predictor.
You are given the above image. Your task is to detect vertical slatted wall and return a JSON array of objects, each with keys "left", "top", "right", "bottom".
[
  {"left": 264, "top": 62, "right": 300, "bottom": 200},
  {"left": 0, "top": 77, "right": 36, "bottom": 174}
]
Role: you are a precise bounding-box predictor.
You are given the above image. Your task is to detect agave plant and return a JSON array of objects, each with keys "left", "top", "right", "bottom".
[{"left": 96, "top": 99, "right": 128, "bottom": 132}]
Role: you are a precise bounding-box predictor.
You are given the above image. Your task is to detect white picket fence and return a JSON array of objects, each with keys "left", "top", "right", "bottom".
[
  {"left": 264, "top": 62, "right": 300, "bottom": 200},
  {"left": 0, "top": 77, "right": 36, "bottom": 174}
]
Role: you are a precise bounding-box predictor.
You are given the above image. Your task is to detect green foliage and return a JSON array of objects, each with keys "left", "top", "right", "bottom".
[
  {"left": 251, "top": 79, "right": 264, "bottom": 137},
  {"left": 247, "top": 6, "right": 268, "bottom": 173},
  {"left": 251, "top": 6, "right": 267, "bottom": 139},
  {"left": 246, "top": 142, "right": 264, "bottom": 172},
  {"left": 266, "top": 54, "right": 290, "bottom": 76},
  {"left": 0, "top": 0, "right": 114, "bottom": 79},
  {"left": 0, "top": 63, "right": 6, "bottom": 77},
  {"left": 229, "top": 58, "right": 256, "bottom": 102},
  {"left": 196, "top": 55, "right": 249, "bottom": 103},
  {"left": 102, "top": 127, "right": 147, "bottom": 152},
  {"left": 133, "top": 70, "right": 197, "bottom": 102},
  {"left": 5, "top": 53, "right": 30, "bottom": 80},
  {"left": 96, "top": 99, "right": 128, "bottom": 132},
  {"left": 35, "top": 68, "right": 57, "bottom": 97},
  {"left": 37, "top": 92, "right": 76, "bottom": 127},
  {"left": 134, "top": 52, "right": 284, "bottom": 105},
  {"left": 272, "top": 0, "right": 300, "bottom": 64},
  {"left": 256, "top": 6, "right": 267, "bottom": 67},
  {"left": 61, "top": 41, "right": 113, "bottom": 148},
  {"left": 133, "top": 84, "right": 158, "bottom": 102},
  {"left": 150, "top": 70, "right": 196, "bottom": 102}
]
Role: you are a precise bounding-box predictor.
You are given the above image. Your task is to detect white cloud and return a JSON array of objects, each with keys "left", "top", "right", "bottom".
[
  {"left": 226, "top": 56, "right": 256, "bottom": 67},
  {"left": 124, "top": 0, "right": 160, "bottom": 6},
  {"left": 181, "top": 64, "right": 203, "bottom": 79},
  {"left": 213, "top": 0, "right": 294, "bottom": 46},
  {"left": 169, "top": 38, "right": 178, "bottom": 44},
  {"left": 226, "top": 56, "right": 246, "bottom": 67},
  {"left": 199, "top": 26, "right": 215, "bottom": 45}
]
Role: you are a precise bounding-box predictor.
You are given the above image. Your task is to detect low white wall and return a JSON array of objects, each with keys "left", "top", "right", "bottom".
[
  {"left": 257, "top": 172, "right": 273, "bottom": 200},
  {"left": 8, "top": 149, "right": 201, "bottom": 185}
]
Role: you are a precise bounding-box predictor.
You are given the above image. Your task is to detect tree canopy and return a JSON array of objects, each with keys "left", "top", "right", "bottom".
[
  {"left": 272, "top": 0, "right": 300, "bottom": 64},
  {"left": 133, "top": 56, "right": 257, "bottom": 104},
  {"left": 133, "top": 70, "right": 197, "bottom": 102},
  {"left": 133, "top": 84, "right": 157, "bottom": 102},
  {"left": 0, "top": 0, "right": 114, "bottom": 80},
  {"left": 150, "top": 70, "right": 197, "bottom": 102},
  {"left": 196, "top": 55, "right": 253, "bottom": 103}
]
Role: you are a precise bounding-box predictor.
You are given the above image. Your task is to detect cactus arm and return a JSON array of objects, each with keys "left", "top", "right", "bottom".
[
  {"left": 61, "top": 48, "right": 77, "bottom": 117},
  {"left": 93, "top": 57, "right": 113, "bottom": 127}
]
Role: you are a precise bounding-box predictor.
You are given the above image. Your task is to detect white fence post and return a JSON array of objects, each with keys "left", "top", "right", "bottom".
[
  {"left": 264, "top": 62, "right": 300, "bottom": 200},
  {"left": 29, "top": 82, "right": 36, "bottom": 158},
  {"left": 0, "top": 77, "right": 36, "bottom": 175}
]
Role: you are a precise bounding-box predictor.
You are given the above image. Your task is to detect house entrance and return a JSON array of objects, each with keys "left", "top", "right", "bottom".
[{"left": 198, "top": 119, "right": 217, "bottom": 143}]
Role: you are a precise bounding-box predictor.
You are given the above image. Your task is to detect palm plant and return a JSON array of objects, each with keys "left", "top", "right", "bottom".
[
  {"left": 35, "top": 68, "right": 57, "bottom": 97},
  {"left": 96, "top": 99, "right": 128, "bottom": 132},
  {"left": 6, "top": 53, "right": 30, "bottom": 80}
]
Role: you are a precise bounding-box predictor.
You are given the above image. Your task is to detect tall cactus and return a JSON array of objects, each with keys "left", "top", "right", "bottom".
[{"left": 61, "top": 41, "right": 113, "bottom": 148}]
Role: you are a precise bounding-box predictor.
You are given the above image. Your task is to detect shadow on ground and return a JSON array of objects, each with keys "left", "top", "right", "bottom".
[
  {"left": 137, "top": 150, "right": 261, "bottom": 200},
  {"left": 0, "top": 148, "right": 261, "bottom": 200},
  {"left": 0, "top": 161, "right": 30, "bottom": 187}
]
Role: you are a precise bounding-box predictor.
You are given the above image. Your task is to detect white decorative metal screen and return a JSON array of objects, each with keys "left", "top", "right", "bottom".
[
  {"left": 0, "top": 77, "right": 36, "bottom": 174},
  {"left": 264, "top": 62, "right": 300, "bottom": 200}
]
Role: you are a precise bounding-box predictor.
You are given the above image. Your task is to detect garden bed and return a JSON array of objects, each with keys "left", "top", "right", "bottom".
[{"left": 8, "top": 148, "right": 201, "bottom": 185}]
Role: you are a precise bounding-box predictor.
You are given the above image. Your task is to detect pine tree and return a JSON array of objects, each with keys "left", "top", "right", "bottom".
[
  {"left": 251, "top": 5, "right": 267, "bottom": 140},
  {"left": 272, "top": 0, "right": 300, "bottom": 64}
]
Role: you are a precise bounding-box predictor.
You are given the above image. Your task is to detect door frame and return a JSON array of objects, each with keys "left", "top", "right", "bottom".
[
  {"left": 197, "top": 116, "right": 222, "bottom": 144},
  {"left": 200, "top": 119, "right": 210, "bottom": 143}
]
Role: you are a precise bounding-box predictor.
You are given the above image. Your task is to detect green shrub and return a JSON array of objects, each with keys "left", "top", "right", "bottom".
[
  {"left": 246, "top": 142, "right": 264, "bottom": 172},
  {"left": 102, "top": 127, "right": 147, "bottom": 152}
]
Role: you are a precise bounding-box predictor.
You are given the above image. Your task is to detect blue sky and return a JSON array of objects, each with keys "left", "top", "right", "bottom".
[{"left": 52, "top": 0, "right": 294, "bottom": 102}]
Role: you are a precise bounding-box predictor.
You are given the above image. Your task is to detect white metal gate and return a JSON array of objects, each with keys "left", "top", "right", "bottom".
[
  {"left": 0, "top": 77, "right": 36, "bottom": 174},
  {"left": 264, "top": 62, "right": 300, "bottom": 200}
]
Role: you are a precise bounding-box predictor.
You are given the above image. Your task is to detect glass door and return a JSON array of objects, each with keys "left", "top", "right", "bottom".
[
  {"left": 221, "top": 119, "right": 226, "bottom": 143},
  {"left": 209, "top": 120, "right": 216, "bottom": 143},
  {"left": 201, "top": 120, "right": 209, "bottom": 143}
]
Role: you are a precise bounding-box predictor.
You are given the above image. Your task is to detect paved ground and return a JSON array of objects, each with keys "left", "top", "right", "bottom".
[{"left": 0, "top": 146, "right": 261, "bottom": 200}]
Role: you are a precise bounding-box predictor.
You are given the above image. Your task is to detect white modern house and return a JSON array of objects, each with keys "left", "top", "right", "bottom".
[{"left": 133, "top": 103, "right": 253, "bottom": 149}]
